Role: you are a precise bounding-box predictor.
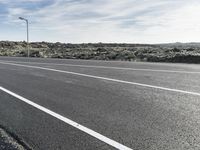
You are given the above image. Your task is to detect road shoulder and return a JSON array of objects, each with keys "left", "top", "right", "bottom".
[{"left": 0, "top": 127, "right": 28, "bottom": 150}]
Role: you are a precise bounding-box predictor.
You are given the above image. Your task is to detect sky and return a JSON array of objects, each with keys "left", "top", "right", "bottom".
[{"left": 0, "top": 0, "right": 200, "bottom": 43}]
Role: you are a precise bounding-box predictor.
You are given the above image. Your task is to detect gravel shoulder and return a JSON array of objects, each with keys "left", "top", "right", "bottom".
[{"left": 0, "top": 128, "right": 27, "bottom": 150}]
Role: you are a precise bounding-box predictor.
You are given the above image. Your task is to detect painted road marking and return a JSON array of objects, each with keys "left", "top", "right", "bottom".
[
  {"left": 1, "top": 61, "right": 200, "bottom": 97},
  {"left": 1, "top": 60, "right": 200, "bottom": 74},
  {"left": 0, "top": 86, "right": 132, "bottom": 150}
]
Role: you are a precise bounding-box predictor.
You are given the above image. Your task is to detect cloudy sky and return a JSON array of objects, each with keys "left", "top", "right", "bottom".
[{"left": 0, "top": 0, "right": 200, "bottom": 43}]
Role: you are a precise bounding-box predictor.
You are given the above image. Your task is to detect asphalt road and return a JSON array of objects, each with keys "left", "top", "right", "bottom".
[{"left": 1, "top": 56, "right": 200, "bottom": 150}]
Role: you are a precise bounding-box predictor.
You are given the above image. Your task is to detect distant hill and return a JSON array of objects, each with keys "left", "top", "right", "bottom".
[
  {"left": 158, "top": 42, "right": 200, "bottom": 48},
  {"left": 1, "top": 41, "right": 200, "bottom": 63}
]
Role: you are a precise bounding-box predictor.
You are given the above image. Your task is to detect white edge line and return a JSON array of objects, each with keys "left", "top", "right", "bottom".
[
  {"left": 1, "top": 60, "right": 200, "bottom": 74},
  {"left": 1, "top": 61, "right": 200, "bottom": 97},
  {"left": 0, "top": 86, "right": 132, "bottom": 150}
]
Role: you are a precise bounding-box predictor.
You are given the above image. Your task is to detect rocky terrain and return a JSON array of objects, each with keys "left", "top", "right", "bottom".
[
  {"left": 0, "top": 127, "right": 28, "bottom": 150},
  {"left": 1, "top": 41, "right": 200, "bottom": 63}
]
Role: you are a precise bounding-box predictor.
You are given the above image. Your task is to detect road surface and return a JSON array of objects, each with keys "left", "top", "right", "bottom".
[{"left": 1, "top": 56, "right": 200, "bottom": 150}]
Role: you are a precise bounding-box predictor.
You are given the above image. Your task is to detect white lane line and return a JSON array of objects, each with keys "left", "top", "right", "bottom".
[
  {"left": 1, "top": 60, "right": 200, "bottom": 74},
  {"left": 0, "top": 86, "right": 132, "bottom": 150},
  {"left": 1, "top": 61, "right": 200, "bottom": 97}
]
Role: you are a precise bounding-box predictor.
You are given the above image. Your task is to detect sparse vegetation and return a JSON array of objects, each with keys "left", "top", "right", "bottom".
[{"left": 1, "top": 41, "right": 200, "bottom": 63}]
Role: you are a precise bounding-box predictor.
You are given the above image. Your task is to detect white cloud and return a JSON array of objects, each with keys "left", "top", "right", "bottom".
[{"left": 1, "top": 0, "right": 200, "bottom": 43}]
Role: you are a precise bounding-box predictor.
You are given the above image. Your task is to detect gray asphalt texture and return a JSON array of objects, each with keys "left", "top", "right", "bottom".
[{"left": 1, "top": 56, "right": 200, "bottom": 150}]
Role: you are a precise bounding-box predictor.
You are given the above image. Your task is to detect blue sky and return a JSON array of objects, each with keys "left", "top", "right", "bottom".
[{"left": 0, "top": 0, "right": 200, "bottom": 43}]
